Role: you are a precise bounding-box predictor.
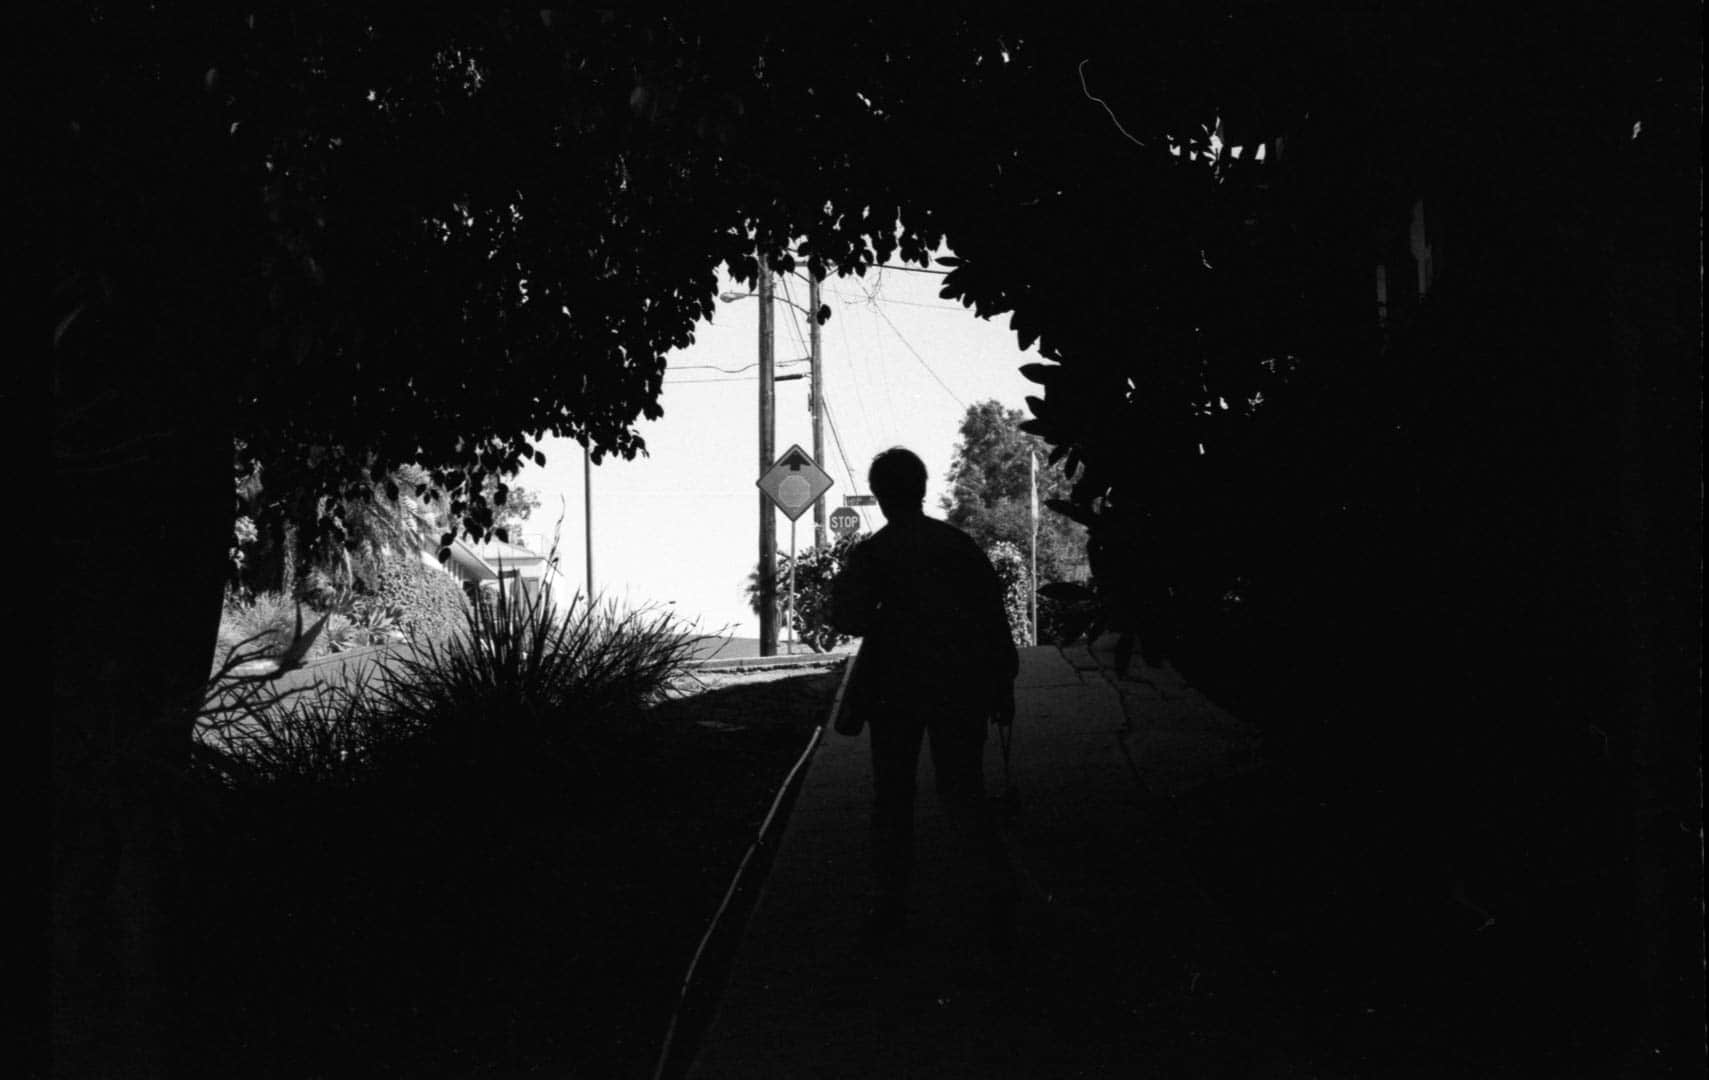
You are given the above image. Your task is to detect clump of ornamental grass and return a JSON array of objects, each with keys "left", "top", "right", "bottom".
[
  {"left": 195, "top": 619, "right": 409, "bottom": 793},
  {"left": 368, "top": 578, "right": 700, "bottom": 777},
  {"left": 197, "top": 671, "right": 404, "bottom": 792}
]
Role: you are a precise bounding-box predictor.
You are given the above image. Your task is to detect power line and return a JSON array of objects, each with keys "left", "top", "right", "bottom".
[
  {"left": 855, "top": 295, "right": 967, "bottom": 312},
  {"left": 823, "top": 396, "right": 877, "bottom": 532},
  {"left": 672, "top": 358, "right": 807, "bottom": 375},
  {"left": 664, "top": 373, "right": 807, "bottom": 385},
  {"left": 823, "top": 397, "right": 860, "bottom": 488},
  {"left": 877, "top": 263, "right": 951, "bottom": 275},
  {"left": 864, "top": 293, "right": 901, "bottom": 441},
  {"left": 849, "top": 277, "right": 967, "bottom": 409},
  {"left": 780, "top": 246, "right": 951, "bottom": 275},
  {"left": 777, "top": 277, "right": 812, "bottom": 366},
  {"left": 825, "top": 282, "right": 882, "bottom": 454}
]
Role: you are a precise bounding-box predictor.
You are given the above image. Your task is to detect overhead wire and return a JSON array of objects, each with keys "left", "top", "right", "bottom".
[
  {"left": 852, "top": 275, "right": 968, "bottom": 409},
  {"left": 777, "top": 277, "right": 813, "bottom": 374},
  {"left": 825, "top": 280, "right": 886, "bottom": 453},
  {"left": 778, "top": 245, "right": 951, "bottom": 275},
  {"left": 860, "top": 285, "right": 903, "bottom": 438},
  {"left": 821, "top": 396, "right": 875, "bottom": 532},
  {"left": 786, "top": 275, "right": 875, "bottom": 529}
]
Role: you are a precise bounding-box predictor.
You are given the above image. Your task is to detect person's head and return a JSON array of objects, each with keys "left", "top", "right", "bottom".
[{"left": 868, "top": 447, "right": 927, "bottom": 521}]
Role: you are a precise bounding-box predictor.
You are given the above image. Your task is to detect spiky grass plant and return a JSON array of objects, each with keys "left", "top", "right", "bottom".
[
  {"left": 197, "top": 670, "right": 409, "bottom": 790},
  {"left": 369, "top": 574, "right": 700, "bottom": 775},
  {"left": 197, "top": 612, "right": 409, "bottom": 790}
]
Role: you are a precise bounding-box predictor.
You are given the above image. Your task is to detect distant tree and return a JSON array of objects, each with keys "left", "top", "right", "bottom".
[{"left": 942, "top": 401, "right": 1088, "bottom": 587}]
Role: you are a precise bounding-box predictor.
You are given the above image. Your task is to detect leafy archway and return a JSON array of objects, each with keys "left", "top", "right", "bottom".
[{"left": 50, "top": 3, "right": 1698, "bottom": 1073}]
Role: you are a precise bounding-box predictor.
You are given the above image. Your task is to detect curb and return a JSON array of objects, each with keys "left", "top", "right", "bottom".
[{"left": 688, "top": 650, "right": 853, "bottom": 673}]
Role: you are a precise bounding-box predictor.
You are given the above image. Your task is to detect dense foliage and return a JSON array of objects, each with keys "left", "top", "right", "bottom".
[
  {"left": 985, "top": 540, "right": 1033, "bottom": 648},
  {"left": 361, "top": 553, "right": 470, "bottom": 648},
  {"left": 746, "top": 535, "right": 864, "bottom": 653},
  {"left": 786, "top": 536, "right": 863, "bottom": 653}
]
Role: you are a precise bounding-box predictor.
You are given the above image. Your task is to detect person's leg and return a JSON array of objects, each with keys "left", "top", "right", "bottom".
[
  {"left": 927, "top": 708, "right": 1019, "bottom": 948},
  {"left": 868, "top": 709, "right": 926, "bottom": 921}
]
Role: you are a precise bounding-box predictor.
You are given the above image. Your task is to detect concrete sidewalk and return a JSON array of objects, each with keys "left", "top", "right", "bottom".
[{"left": 686, "top": 637, "right": 1261, "bottom": 1078}]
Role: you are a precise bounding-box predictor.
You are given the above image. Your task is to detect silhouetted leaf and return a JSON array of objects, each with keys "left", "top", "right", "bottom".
[{"left": 1019, "top": 362, "right": 1059, "bottom": 385}]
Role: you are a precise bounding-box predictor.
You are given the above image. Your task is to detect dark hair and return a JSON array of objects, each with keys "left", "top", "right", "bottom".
[{"left": 868, "top": 447, "right": 927, "bottom": 505}]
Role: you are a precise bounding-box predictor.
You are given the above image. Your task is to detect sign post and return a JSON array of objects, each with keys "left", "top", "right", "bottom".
[{"left": 758, "top": 445, "right": 834, "bottom": 653}]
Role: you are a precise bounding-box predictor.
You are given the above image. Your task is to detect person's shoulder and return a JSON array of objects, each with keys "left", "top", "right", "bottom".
[
  {"left": 862, "top": 522, "right": 897, "bottom": 549},
  {"left": 921, "top": 516, "right": 973, "bottom": 543},
  {"left": 923, "top": 518, "right": 991, "bottom": 562}
]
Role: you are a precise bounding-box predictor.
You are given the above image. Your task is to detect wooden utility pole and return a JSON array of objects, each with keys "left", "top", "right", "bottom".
[
  {"left": 1030, "top": 451, "right": 1039, "bottom": 646},
  {"left": 583, "top": 443, "right": 594, "bottom": 605},
  {"left": 757, "top": 258, "right": 778, "bottom": 657},
  {"left": 810, "top": 275, "right": 827, "bottom": 551}
]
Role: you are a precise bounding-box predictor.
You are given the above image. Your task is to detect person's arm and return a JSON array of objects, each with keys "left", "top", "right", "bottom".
[{"left": 973, "top": 545, "right": 1020, "bottom": 725}]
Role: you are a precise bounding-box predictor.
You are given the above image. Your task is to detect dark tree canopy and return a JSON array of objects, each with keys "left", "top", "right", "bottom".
[{"left": 49, "top": 2, "right": 1699, "bottom": 1075}]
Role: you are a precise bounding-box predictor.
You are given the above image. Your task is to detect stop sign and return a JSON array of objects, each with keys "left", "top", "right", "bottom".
[{"left": 828, "top": 506, "right": 861, "bottom": 537}]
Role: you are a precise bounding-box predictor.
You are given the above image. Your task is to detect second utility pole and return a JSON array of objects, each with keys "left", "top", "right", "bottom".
[
  {"left": 757, "top": 257, "right": 778, "bottom": 657},
  {"left": 810, "top": 274, "right": 826, "bottom": 551}
]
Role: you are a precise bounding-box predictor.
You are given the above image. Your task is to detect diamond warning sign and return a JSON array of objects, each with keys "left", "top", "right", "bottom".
[{"left": 756, "top": 445, "right": 833, "bottom": 521}]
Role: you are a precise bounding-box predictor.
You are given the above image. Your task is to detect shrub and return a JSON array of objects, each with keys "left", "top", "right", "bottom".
[
  {"left": 747, "top": 536, "right": 863, "bottom": 652},
  {"left": 362, "top": 553, "right": 468, "bottom": 647},
  {"left": 786, "top": 536, "right": 863, "bottom": 652},
  {"left": 986, "top": 540, "right": 1034, "bottom": 648}
]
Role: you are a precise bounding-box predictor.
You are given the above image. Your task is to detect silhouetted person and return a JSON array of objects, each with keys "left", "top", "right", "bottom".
[{"left": 830, "top": 447, "right": 1020, "bottom": 952}]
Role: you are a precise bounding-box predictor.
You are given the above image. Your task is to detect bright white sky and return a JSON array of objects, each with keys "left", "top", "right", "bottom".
[{"left": 514, "top": 252, "right": 1041, "bottom": 638}]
